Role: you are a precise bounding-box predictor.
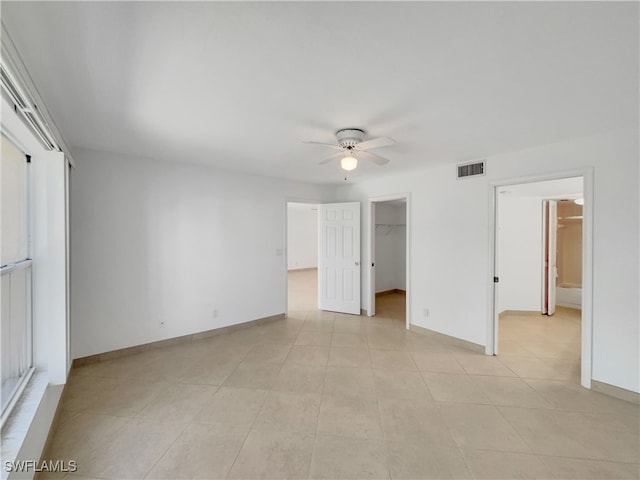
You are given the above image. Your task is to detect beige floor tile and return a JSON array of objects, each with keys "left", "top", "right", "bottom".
[
  {"left": 286, "top": 310, "right": 308, "bottom": 321},
  {"left": 146, "top": 423, "right": 247, "bottom": 479},
  {"left": 302, "top": 317, "right": 335, "bottom": 332},
  {"left": 421, "top": 372, "right": 491, "bottom": 405},
  {"left": 499, "top": 406, "right": 639, "bottom": 463},
  {"left": 559, "top": 411, "right": 639, "bottom": 463},
  {"left": 367, "top": 332, "right": 409, "bottom": 351},
  {"left": 524, "top": 378, "right": 640, "bottom": 416},
  {"left": 82, "top": 417, "right": 185, "bottom": 479},
  {"left": 498, "top": 355, "right": 574, "bottom": 381},
  {"left": 136, "top": 383, "right": 217, "bottom": 423},
  {"left": 176, "top": 357, "right": 239, "bottom": 386},
  {"left": 373, "top": 369, "right": 430, "bottom": 399},
  {"left": 32, "top": 473, "right": 68, "bottom": 480},
  {"left": 317, "top": 395, "right": 383, "bottom": 439},
  {"left": 370, "top": 349, "right": 417, "bottom": 371},
  {"left": 386, "top": 438, "right": 471, "bottom": 479},
  {"left": 126, "top": 355, "right": 197, "bottom": 383},
  {"left": 294, "top": 330, "right": 333, "bottom": 346},
  {"left": 223, "top": 361, "right": 281, "bottom": 389},
  {"left": 471, "top": 375, "right": 553, "bottom": 408},
  {"left": 539, "top": 456, "right": 640, "bottom": 479},
  {"left": 332, "top": 332, "right": 368, "bottom": 348},
  {"left": 227, "top": 428, "right": 315, "bottom": 479},
  {"left": 72, "top": 354, "right": 146, "bottom": 379},
  {"left": 253, "top": 391, "right": 321, "bottom": 434},
  {"left": 455, "top": 353, "right": 517, "bottom": 377},
  {"left": 410, "top": 352, "right": 465, "bottom": 374},
  {"left": 497, "top": 343, "right": 537, "bottom": 358},
  {"left": 323, "top": 367, "right": 376, "bottom": 397},
  {"left": 328, "top": 347, "right": 371, "bottom": 369},
  {"left": 44, "top": 413, "right": 128, "bottom": 475},
  {"left": 272, "top": 363, "right": 326, "bottom": 394},
  {"left": 243, "top": 343, "right": 292, "bottom": 364},
  {"left": 224, "top": 327, "right": 265, "bottom": 347},
  {"left": 194, "top": 386, "right": 267, "bottom": 429},
  {"left": 309, "top": 434, "right": 389, "bottom": 479},
  {"left": 525, "top": 340, "right": 580, "bottom": 359},
  {"left": 83, "top": 379, "right": 169, "bottom": 417},
  {"left": 333, "top": 314, "right": 366, "bottom": 333},
  {"left": 305, "top": 310, "right": 336, "bottom": 321},
  {"left": 378, "top": 397, "right": 453, "bottom": 445},
  {"left": 60, "top": 375, "right": 121, "bottom": 413},
  {"left": 460, "top": 449, "right": 555, "bottom": 479},
  {"left": 284, "top": 345, "right": 330, "bottom": 366},
  {"left": 440, "top": 403, "right": 530, "bottom": 453}
]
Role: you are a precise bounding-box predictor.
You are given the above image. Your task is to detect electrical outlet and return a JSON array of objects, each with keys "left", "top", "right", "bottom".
[
  {"left": 213, "top": 309, "right": 219, "bottom": 319},
  {"left": 423, "top": 308, "right": 429, "bottom": 317},
  {"left": 159, "top": 319, "right": 166, "bottom": 328}
]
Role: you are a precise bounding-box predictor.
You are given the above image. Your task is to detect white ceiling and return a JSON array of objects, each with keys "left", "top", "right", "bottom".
[{"left": 2, "top": 2, "right": 638, "bottom": 184}]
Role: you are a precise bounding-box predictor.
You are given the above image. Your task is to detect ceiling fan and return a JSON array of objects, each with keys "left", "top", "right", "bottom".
[{"left": 303, "top": 128, "right": 395, "bottom": 171}]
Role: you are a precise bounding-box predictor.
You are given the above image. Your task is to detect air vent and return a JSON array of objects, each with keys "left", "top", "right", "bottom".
[{"left": 457, "top": 160, "right": 486, "bottom": 179}]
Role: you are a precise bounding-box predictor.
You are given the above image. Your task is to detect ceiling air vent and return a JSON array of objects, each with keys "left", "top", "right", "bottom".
[{"left": 457, "top": 160, "right": 486, "bottom": 179}]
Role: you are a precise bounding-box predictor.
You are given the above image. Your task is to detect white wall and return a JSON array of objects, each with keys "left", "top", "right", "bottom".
[
  {"left": 341, "top": 127, "right": 639, "bottom": 393},
  {"left": 497, "top": 196, "right": 542, "bottom": 312},
  {"left": 287, "top": 203, "right": 317, "bottom": 270},
  {"left": 70, "top": 149, "right": 335, "bottom": 359},
  {"left": 375, "top": 202, "right": 406, "bottom": 293}
]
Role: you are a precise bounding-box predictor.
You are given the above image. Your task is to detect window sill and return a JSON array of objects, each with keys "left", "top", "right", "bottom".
[{"left": 1, "top": 371, "right": 51, "bottom": 480}]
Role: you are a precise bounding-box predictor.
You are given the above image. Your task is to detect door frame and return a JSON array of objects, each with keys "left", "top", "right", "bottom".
[
  {"left": 367, "top": 193, "right": 411, "bottom": 330},
  {"left": 487, "top": 168, "right": 593, "bottom": 389},
  {"left": 541, "top": 199, "right": 558, "bottom": 316}
]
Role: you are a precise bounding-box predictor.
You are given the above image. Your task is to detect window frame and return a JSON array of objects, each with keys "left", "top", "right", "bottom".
[{"left": 0, "top": 134, "right": 34, "bottom": 426}]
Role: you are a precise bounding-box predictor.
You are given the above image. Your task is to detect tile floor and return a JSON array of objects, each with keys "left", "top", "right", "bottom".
[{"left": 38, "top": 270, "right": 639, "bottom": 479}]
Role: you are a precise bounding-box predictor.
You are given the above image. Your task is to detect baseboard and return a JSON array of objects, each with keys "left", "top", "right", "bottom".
[
  {"left": 555, "top": 302, "right": 581, "bottom": 310},
  {"left": 287, "top": 267, "right": 317, "bottom": 272},
  {"left": 375, "top": 289, "right": 406, "bottom": 297},
  {"left": 499, "top": 310, "right": 541, "bottom": 318},
  {"left": 73, "top": 313, "right": 286, "bottom": 368},
  {"left": 409, "top": 323, "right": 485, "bottom": 354},
  {"left": 592, "top": 380, "right": 640, "bottom": 405}
]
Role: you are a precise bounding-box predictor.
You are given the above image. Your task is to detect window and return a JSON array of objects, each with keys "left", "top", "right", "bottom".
[{"left": 1, "top": 134, "right": 33, "bottom": 419}]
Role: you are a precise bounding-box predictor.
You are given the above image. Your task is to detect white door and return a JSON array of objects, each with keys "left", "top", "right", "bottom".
[
  {"left": 318, "top": 202, "right": 361, "bottom": 315},
  {"left": 542, "top": 200, "right": 558, "bottom": 315}
]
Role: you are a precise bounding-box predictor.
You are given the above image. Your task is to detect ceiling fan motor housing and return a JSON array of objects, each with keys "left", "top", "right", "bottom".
[{"left": 336, "top": 128, "right": 365, "bottom": 149}]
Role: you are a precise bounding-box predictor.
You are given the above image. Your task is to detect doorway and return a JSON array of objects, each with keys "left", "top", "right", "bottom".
[
  {"left": 286, "top": 202, "right": 318, "bottom": 313},
  {"left": 491, "top": 173, "right": 592, "bottom": 388},
  {"left": 368, "top": 194, "right": 411, "bottom": 329}
]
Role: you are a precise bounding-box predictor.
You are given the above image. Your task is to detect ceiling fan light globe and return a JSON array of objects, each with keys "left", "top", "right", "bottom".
[{"left": 341, "top": 155, "right": 358, "bottom": 171}]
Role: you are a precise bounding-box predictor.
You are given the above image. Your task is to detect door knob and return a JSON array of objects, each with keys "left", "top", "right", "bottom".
[{"left": 355, "top": 261, "right": 360, "bottom": 266}]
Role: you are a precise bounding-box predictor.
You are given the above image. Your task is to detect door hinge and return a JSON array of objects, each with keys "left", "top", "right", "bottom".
[{"left": 493, "top": 276, "right": 499, "bottom": 283}]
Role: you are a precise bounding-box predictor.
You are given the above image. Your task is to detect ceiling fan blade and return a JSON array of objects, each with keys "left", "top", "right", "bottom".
[
  {"left": 317, "top": 151, "right": 344, "bottom": 165},
  {"left": 303, "top": 141, "right": 342, "bottom": 150},
  {"left": 356, "top": 136, "right": 395, "bottom": 151},
  {"left": 357, "top": 150, "right": 390, "bottom": 166}
]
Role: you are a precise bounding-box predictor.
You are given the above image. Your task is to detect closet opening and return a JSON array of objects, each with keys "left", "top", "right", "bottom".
[{"left": 368, "top": 194, "right": 410, "bottom": 329}]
